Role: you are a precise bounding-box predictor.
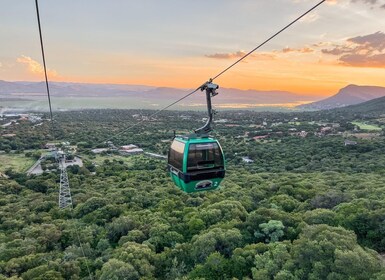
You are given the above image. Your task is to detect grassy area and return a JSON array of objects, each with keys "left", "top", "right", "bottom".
[
  {"left": 352, "top": 121, "right": 382, "bottom": 131},
  {"left": 83, "top": 153, "right": 138, "bottom": 166},
  {"left": 0, "top": 153, "right": 36, "bottom": 173}
]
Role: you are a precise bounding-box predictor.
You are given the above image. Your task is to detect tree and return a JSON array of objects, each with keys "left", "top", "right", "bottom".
[
  {"left": 112, "top": 242, "right": 155, "bottom": 279},
  {"left": 25, "top": 179, "right": 48, "bottom": 193},
  {"left": 303, "top": 209, "right": 337, "bottom": 226},
  {"left": 230, "top": 243, "right": 269, "bottom": 279},
  {"left": 21, "top": 265, "right": 64, "bottom": 280},
  {"left": 252, "top": 243, "right": 292, "bottom": 280},
  {"left": 254, "top": 220, "right": 285, "bottom": 243},
  {"left": 289, "top": 225, "right": 384, "bottom": 279},
  {"left": 99, "top": 259, "right": 139, "bottom": 280},
  {"left": 191, "top": 228, "right": 243, "bottom": 263},
  {"left": 189, "top": 252, "right": 230, "bottom": 280},
  {"left": 107, "top": 216, "right": 137, "bottom": 243},
  {"left": 75, "top": 197, "right": 107, "bottom": 218}
]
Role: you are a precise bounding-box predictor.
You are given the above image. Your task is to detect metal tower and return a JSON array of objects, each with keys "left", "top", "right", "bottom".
[{"left": 59, "top": 158, "right": 73, "bottom": 208}]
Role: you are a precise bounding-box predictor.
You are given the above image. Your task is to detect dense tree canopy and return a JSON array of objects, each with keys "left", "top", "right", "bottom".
[{"left": 1, "top": 108, "right": 385, "bottom": 279}]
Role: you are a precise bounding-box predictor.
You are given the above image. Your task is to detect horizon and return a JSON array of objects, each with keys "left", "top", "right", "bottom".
[
  {"left": 1, "top": 0, "right": 385, "bottom": 97},
  {"left": 2, "top": 79, "right": 383, "bottom": 98},
  {"left": 2, "top": 79, "right": 385, "bottom": 112}
]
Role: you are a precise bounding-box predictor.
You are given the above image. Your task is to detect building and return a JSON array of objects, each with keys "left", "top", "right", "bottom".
[
  {"left": 119, "top": 148, "right": 143, "bottom": 155},
  {"left": 253, "top": 135, "right": 269, "bottom": 140},
  {"left": 242, "top": 157, "right": 254, "bottom": 163},
  {"left": 0, "top": 172, "right": 9, "bottom": 179},
  {"left": 299, "top": 131, "right": 308, "bottom": 138},
  {"left": 145, "top": 152, "right": 167, "bottom": 159},
  {"left": 120, "top": 144, "right": 138, "bottom": 150},
  {"left": 344, "top": 140, "right": 357, "bottom": 146},
  {"left": 91, "top": 148, "right": 109, "bottom": 154},
  {"left": 2, "top": 134, "right": 16, "bottom": 138},
  {"left": 214, "top": 119, "right": 228, "bottom": 123},
  {"left": 118, "top": 144, "right": 143, "bottom": 155},
  {"left": 45, "top": 143, "right": 56, "bottom": 150}
]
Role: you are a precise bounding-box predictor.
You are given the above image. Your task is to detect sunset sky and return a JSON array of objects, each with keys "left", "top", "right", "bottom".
[{"left": 1, "top": 0, "right": 384, "bottom": 97}]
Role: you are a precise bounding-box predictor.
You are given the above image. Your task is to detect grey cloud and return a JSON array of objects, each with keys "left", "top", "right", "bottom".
[
  {"left": 322, "top": 31, "right": 385, "bottom": 68},
  {"left": 351, "top": 0, "right": 385, "bottom": 9},
  {"left": 348, "top": 31, "right": 385, "bottom": 51},
  {"left": 322, "top": 46, "right": 352, "bottom": 55},
  {"left": 351, "top": 0, "right": 377, "bottom": 4}
]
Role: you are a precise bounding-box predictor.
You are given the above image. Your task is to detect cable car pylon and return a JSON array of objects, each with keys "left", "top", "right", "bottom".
[{"left": 59, "top": 155, "right": 73, "bottom": 208}]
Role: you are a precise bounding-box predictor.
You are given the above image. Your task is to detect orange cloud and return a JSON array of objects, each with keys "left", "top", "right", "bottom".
[
  {"left": 205, "top": 50, "right": 247, "bottom": 59},
  {"left": 326, "top": 0, "right": 337, "bottom": 5},
  {"left": 205, "top": 50, "right": 275, "bottom": 60},
  {"left": 17, "top": 55, "right": 58, "bottom": 78},
  {"left": 282, "top": 47, "right": 314, "bottom": 53},
  {"left": 338, "top": 53, "right": 385, "bottom": 67}
]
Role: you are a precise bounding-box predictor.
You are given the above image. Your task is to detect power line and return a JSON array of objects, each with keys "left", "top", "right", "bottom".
[{"left": 95, "top": 0, "right": 326, "bottom": 146}]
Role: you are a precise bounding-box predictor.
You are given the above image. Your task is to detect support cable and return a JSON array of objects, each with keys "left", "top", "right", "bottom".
[
  {"left": 35, "top": 0, "right": 54, "bottom": 125},
  {"left": 211, "top": 0, "right": 326, "bottom": 81}
]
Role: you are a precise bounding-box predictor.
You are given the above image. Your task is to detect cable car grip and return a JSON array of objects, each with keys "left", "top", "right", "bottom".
[{"left": 195, "top": 80, "right": 219, "bottom": 135}]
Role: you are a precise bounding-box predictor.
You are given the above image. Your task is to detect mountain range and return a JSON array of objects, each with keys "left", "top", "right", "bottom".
[
  {"left": 1, "top": 80, "right": 385, "bottom": 111},
  {"left": 0, "top": 80, "right": 320, "bottom": 110}
]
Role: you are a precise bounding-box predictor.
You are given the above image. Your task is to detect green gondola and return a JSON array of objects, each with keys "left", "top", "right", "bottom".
[
  {"left": 168, "top": 135, "right": 225, "bottom": 193},
  {"left": 167, "top": 81, "right": 226, "bottom": 193}
]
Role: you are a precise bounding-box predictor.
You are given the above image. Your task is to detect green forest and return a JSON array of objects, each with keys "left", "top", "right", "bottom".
[{"left": 1, "top": 107, "right": 385, "bottom": 279}]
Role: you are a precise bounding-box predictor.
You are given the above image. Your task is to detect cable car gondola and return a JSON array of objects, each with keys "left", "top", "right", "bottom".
[{"left": 167, "top": 81, "right": 226, "bottom": 193}]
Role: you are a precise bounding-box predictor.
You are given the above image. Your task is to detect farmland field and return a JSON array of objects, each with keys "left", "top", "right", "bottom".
[
  {"left": 0, "top": 153, "right": 35, "bottom": 173},
  {"left": 352, "top": 121, "right": 382, "bottom": 131}
]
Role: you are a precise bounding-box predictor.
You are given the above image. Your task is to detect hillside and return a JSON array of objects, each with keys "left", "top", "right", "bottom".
[
  {"left": 298, "top": 84, "right": 385, "bottom": 110},
  {"left": 336, "top": 95, "right": 385, "bottom": 116}
]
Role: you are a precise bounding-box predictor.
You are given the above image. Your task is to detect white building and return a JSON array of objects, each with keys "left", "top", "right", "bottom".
[
  {"left": 242, "top": 157, "right": 254, "bottom": 163},
  {"left": 119, "top": 148, "right": 143, "bottom": 155},
  {"left": 91, "top": 148, "right": 109, "bottom": 154},
  {"left": 120, "top": 144, "right": 138, "bottom": 150}
]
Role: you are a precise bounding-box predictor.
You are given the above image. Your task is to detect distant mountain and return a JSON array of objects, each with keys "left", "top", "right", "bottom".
[
  {"left": 0, "top": 80, "right": 320, "bottom": 107},
  {"left": 0, "top": 80, "right": 155, "bottom": 96},
  {"left": 298, "top": 84, "right": 385, "bottom": 110}
]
